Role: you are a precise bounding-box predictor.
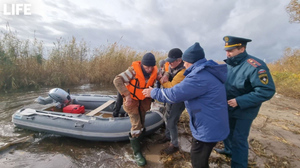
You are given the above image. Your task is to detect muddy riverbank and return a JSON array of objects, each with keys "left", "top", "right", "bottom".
[
  {"left": 145, "top": 93, "right": 300, "bottom": 168},
  {"left": 1, "top": 87, "right": 299, "bottom": 168}
]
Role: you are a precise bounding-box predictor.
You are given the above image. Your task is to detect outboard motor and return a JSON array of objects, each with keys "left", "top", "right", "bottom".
[
  {"left": 35, "top": 96, "right": 54, "bottom": 105},
  {"left": 35, "top": 88, "right": 72, "bottom": 106},
  {"left": 48, "top": 88, "right": 71, "bottom": 105}
]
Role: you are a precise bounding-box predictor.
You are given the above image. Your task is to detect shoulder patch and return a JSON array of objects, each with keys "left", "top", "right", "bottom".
[
  {"left": 247, "top": 58, "right": 261, "bottom": 68},
  {"left": 259, "top": 74, "right": 269, "bottom": 85}
]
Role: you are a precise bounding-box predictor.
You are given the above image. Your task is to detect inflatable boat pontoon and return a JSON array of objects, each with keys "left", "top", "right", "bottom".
[{"left": 12, "top": 88, "right": 164, "bottom": 142}]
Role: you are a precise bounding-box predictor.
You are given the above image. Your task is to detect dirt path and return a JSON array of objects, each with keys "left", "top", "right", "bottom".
[
  {"left": 144, "top": 93, "right": 300, "bottom": 168},
  {"left": 247, "top": 93, "right": 300, "bottom": 168}
]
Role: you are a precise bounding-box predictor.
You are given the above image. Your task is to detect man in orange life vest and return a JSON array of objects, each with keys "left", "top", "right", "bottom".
[{"left": 113, "top": 52, "right": 158, "bottom": 166}]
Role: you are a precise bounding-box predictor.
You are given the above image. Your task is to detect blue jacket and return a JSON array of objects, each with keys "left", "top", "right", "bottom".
[
  {"left": 225, "top": 51, "right": 276, "bottom": 119},
  {"left": 151, "top": 58, "right": 229, "bottom": 142}
]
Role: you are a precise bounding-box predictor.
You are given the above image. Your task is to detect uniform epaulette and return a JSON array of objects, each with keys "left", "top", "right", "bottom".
[{"left": 247, "top": 58, "right": 261, "bottom": 68}]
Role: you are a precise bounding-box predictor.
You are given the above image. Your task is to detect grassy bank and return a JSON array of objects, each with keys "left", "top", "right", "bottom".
[{"left": 1, "top": 30, "right": 300, "bottom": 98}]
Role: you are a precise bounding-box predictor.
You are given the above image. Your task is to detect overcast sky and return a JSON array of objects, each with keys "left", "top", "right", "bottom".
[{"left": 1, "top": 0, "right": 299, "bottom": 62}]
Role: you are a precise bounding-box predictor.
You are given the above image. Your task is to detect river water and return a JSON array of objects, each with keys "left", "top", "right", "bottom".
[{"left": 0, "top": 85, "right": 166, "bottom": 168}]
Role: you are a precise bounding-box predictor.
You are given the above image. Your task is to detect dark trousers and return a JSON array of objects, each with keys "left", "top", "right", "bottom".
[
  {"left": 191, "top": 137, "right": 217, "bottom": 168},
  {"left": 223, "top": 118, "right": 253, "bottom": 168},
  {"left": 164, "top": 102, "right": 185, "bottom": 147},
  {"left": 113, "top": 92, "right": 123, "bottom": 112}
]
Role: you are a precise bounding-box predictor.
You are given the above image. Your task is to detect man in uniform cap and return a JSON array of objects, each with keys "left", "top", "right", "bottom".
[{"left": 214, "top": 36, "right": 276, "bottom": 168}]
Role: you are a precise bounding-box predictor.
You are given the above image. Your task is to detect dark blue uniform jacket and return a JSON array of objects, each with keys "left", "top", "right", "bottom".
[{"left": 225, "top": 51, "right": 276, "bottom": 120}]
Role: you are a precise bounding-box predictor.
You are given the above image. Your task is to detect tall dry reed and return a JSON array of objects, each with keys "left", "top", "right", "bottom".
[
  {"left": 269, "top": 47, "right": 300, "bottom": 98},
  {"left": 0, "top": 30, "right": 166, "bottom": 93},
  {"left": 0, "top": 29, "right": 44, "bottom": 91},
  {"left": 3, "top": 28, "right": 299, "bottom": 99},
  {"left": 88, "top": 43, "right": 166, "bottom": 85},
  {"left": 43, "top": 37, "right": 89, "bottom": 86}
]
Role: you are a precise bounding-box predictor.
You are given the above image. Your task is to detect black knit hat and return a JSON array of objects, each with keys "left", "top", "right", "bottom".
[
  {"left": 182, "top": 42, "right": 205, "bottom": 63},
  {"left": 166, "top": 48, "right": 183, "bottom": 63},
  {"left": 141, "top": 52, "right": 156, "bottom": 66}
]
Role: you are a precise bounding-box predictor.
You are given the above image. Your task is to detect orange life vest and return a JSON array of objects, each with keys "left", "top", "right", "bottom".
[
  {"left": 164, "top": 62, "right": 170, "bottom": 72},
  {"left": 126, "top": 61, "right": 158, "bottom": 100}
]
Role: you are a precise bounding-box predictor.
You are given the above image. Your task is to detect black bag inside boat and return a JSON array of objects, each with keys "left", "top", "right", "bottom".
[{"left": 63, "top": 104, "right": 85, "bottom": 114}]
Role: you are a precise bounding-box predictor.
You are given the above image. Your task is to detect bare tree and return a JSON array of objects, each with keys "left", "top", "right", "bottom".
[{"left": 286, "top": 0, "right": 300, "bottom": 23}]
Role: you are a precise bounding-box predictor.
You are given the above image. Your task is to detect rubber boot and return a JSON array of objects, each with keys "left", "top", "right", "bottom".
[
  {"left": 137, "top": 128, "right": 146, "bottom": 141},
  {"left": 129, "top": 135, "right": 146, "bottom": 166}
]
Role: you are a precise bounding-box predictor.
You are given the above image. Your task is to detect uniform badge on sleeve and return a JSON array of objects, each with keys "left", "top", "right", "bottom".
[{"left": 259, "top": 73, "right": 269, "bottom": 84}]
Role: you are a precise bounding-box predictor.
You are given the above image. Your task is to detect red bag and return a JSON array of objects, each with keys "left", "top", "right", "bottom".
[{"left": 63, "top": 104, "right": 85, "bottom": 114}]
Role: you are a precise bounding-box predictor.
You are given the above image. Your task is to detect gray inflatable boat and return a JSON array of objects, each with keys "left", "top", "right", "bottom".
[{"left": 12, "top": 88, "right": 164, "bottom": 142}]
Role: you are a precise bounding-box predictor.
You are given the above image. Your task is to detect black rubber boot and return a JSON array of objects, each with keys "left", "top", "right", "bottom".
[{"left": 129, "top": 134, "right": 146, "bottom": 166}]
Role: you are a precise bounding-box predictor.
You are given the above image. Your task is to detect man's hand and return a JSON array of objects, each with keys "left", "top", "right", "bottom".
[
  {"left": 228, "top": 98, "right": 238, "bottom": 107},
  {"left": 142, "top": 87, "right": 153, "bottom": 97},
  {"left": 160, "top": 75, "right": 169, "bottom": 84},
  {"left": 157, "top": 71, "right": 163, "bottom": 80}
]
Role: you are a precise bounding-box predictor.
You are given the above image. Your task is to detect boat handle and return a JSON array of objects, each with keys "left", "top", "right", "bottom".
[
  {"left": 75, "top": 123, "right": 84, "bottom": 128},
  {"left": 26, "top": 116, "right": 35, "bottom": 120}
]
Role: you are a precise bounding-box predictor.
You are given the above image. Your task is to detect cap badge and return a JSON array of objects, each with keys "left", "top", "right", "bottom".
[{"left": 224, "top": 37, "right": 229, "bottom": 42}]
